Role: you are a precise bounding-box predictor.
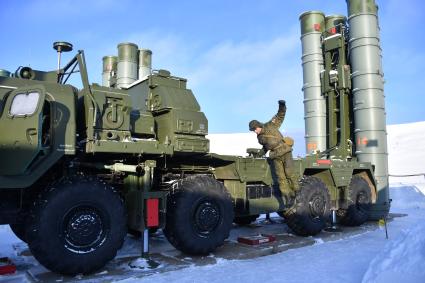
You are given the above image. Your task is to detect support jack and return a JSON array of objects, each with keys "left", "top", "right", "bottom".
[
  {"left": 324, "top": 210, "right": 342, "bottom": 232},
  {"left": 129, "top": 228, "right": 160, "bottom": 269}
]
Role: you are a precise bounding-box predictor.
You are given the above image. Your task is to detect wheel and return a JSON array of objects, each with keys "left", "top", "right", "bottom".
[
  {"left": 26, "top": 176, "right": 127, "bottom": 275},
  {"left": 234, "top": 214, "right": 259, "bottom": 225},
  {"left": 9, "top": 221, "right": 27, "bottom": 243},
  {"left": 163, "top": 175, "right": 234, "bottom": 255},
  {"left": 284, "top": 176, "right": 330, "bottom": 236},
  {"left": 339, "top": 176, "right": 372, "bottom": 226}
]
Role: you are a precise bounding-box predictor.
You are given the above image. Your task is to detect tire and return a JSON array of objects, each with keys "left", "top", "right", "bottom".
[
  {"left": 163, "top": 175, "right": 234, "bottom": 255},
  {"left": 339, "top": 176, "right": 372, "bottom": 226},
  {"left": 284, "top": 176, "right": 330, "bottom": 236},
  {"left": 26, "top": 176, "right": 127, "bottom": 275},
  {"left": 9, "top": 221, "right": 27, "bottom": 243},
  {"left": 234, "top": 214, "right": 259, "bottom": 225}
]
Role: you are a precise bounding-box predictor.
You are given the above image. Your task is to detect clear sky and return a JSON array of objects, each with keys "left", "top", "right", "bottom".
[{"left": 1, "top": 0, "right": 424, "bottom": 136}]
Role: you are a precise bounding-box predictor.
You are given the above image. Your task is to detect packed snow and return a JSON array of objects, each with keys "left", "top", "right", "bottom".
[
  {"left": 1, "top": 121, "right": 425, "bottom": 283},
  {"left": 362, "top": 218, "right": 425, "bottom": 283}
]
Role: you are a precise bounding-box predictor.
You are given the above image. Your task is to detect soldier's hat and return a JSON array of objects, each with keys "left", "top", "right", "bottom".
[{"left": 249, "top": 120, "right": 263, "bottom": 131}]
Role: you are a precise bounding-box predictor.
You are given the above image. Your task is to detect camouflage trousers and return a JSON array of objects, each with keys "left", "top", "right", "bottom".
[{"left": 272, "top": 151, "right": 299, "bottom": 198}]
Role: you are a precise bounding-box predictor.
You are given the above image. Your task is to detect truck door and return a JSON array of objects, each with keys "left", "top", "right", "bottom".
[{"left": 0, "top": 85, "right": 46, "bottom": 175}]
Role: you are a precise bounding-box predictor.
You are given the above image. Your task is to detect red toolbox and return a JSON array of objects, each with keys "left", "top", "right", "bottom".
[
  {"left": 0, "top": 257, "right": 16, "bottom": 275},
  {"left": 237, "top": 234, "right": 277, "bottom": 245}
]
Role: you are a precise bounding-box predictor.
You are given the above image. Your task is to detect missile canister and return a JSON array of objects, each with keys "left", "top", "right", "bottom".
[
  {"left": 117, "top": 42, "right": 139, "bottom": 89},
  {"left": 346, "top": 0, "right": 389, "bottom": 219},
  {"left": 325, "top": 15, "right": 347, "bottom": 33},
  {"left": 138, "top": 49, "right": 152, "bottom": 80},
  {"left": 102, "top": 56, "right": 117, "bottom": 87},
  {"left": 299, "top": 11, "right": 326, "bottom": 154}
]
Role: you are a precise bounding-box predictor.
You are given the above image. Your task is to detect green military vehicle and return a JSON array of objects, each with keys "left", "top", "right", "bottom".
[{"left": 0, "top": 0, "right": 388, "bottom": 275}]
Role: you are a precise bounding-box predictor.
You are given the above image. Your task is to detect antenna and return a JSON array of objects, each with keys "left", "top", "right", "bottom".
[{"left": 53, "top": 41, "right": 73, "bottom": 75}]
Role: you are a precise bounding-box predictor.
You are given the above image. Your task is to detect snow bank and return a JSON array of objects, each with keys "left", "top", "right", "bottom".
[
  {"left": 387, "top": 121, "right": 425, "bottom": 184},
  {"left": 362, "top": 122, "right": 425, "bottom": 283},
  {"left": 389, "top": 186, "right": 425, "bottom": 210},
  {"left": 362, "top": 220, "right": 425, "bottom": 283},
  {"left": 207, "top": 128, "right": 305, "bottom": 157},
  {"left": 207, "top": 133, "right": 259, "bottom": 157},
  {"left": 208, "top": 121, "right": 425, "bottom": 168},
  {"left": 0, "top": 225, "right": 19, "bottom": 255}
]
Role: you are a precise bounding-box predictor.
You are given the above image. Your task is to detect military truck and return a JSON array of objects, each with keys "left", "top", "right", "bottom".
[{"left": 0, "top": 0, "right": 388, "bottom": 276}]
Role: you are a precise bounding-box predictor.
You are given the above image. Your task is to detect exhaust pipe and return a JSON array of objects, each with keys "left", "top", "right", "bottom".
[
  {"left": 117, "top": 42, "right": 139, "bottom": 89},
  {"left": 138, "top": 49, "right": 152, "bottom": 80},
  {"left": 102, "top": 55, "right": 117, "bottom": 87}
]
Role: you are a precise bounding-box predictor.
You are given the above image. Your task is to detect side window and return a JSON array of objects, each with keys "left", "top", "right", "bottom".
[{"left": 10, "top": 91, "right": 40, "bottom": 116}]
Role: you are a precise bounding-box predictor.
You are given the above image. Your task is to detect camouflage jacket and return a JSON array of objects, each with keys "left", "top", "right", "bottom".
[{"left": 257, "top": 104, "right": 292, "bottom": 159}]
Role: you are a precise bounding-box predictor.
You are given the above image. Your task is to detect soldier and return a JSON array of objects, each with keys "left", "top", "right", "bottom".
[{"left": 249, "top": 100, "right": 298, "bottom": 206}]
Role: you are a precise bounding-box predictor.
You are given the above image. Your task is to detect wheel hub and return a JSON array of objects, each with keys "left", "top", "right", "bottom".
[
  {"left": 356, "top": 191, "right": 370, "bottom": 211},
  {"left": 308, "top": 193, "right": 326, "bottom": 219},
  {"left": 194, "top": 201, "right": 220, "bottom": 235},
  {"left": 63, "top": 206, "right": 106, "bottom": 252}
]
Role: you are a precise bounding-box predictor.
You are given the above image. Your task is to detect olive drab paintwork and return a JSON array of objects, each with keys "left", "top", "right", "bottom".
[
  {"left": 0, "top": 0, "right": 387, "bottom": 274},
  {"left": 324, "top": 15, "right": 347, "bottom": 32},
  {"left": 0, "top": 16, "right": 381, "bottom": 222},
  {"left": 253, "top": 102, "right": 298, "bottom": 199},
  {"left": 138, "top": 49, "right": 152, "bottom": 79},
  {"left": 346, "top": 0, "right": 390, "bottom": 219},
  {"left": 347, "top": 0, "right": 378, "bottom": 15},
  {"left": 299, "top": 11, "right": 327, "bottom": 154},
  {"left": 0, "top": 49, "right": 207, "bottom": 186},
  {"left": 0, "top": 76, "right": 77, "bottom": 188},
  {"left": 117, "top": 42, "right": 139, "bottom": 88},
  {"left": 102, "top": 55, "right": 118, "bottom": 87},
  {"left": 256, "top": 103, "right": 290, "bottom": 159},
  {"left": 299, "top": 0, "right": 389, "bottom": 219},
  {"left": 299, "top": 11, "right": 325, "bottom": 35},
  {"left": 321, "top": 17, "right": 353, "bottom": 160}
]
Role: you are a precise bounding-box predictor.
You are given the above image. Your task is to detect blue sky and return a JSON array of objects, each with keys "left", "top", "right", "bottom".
[{"left": 1, "top": 0, "right": 424, "bottom": 139}]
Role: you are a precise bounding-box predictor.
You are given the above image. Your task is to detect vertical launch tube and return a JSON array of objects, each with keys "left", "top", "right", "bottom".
[
  {"left": 300, "top": 11, "right": 327, "bottom": 154},
  {"left": 117, "top": 42, "right": 139, "bottom": 89},
  {"left": 346, "top": 0, "right": 389, "bottom": 219},
  {"left": 102, "top": 55, "right": 117, "bottom": 87},
  {"left": 324, "top": 15, "right": 346, "bottom": 32},
  {"left": 138, "top": 49, "right": 152, "bottom": 80}
]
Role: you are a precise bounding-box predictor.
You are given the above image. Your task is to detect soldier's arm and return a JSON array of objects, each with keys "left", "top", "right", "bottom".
[{"left": 268, "top": 100, "right": 286, "bottom": 129}]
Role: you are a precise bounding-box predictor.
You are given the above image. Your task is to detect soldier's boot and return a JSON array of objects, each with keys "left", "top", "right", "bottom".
[{"left": 278, "top": 181, "right": 295, "bottom": 208}]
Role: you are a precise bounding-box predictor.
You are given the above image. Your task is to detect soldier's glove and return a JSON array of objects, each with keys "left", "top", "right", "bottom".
[{"left": 278, "top": 100, "right": 286, "bottom": 107}]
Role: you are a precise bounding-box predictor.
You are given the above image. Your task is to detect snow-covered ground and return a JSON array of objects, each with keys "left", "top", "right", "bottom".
[
  {"left": 1, "top": 121, "right": 425, "bottom": 282},
  {"left": 119, "top": 186, "right": 425, "bottom": 283}
]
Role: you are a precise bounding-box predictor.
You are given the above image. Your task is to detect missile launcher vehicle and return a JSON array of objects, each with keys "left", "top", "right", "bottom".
[{"left": 0, "top": 0, "right": 388, "bottom": 275}]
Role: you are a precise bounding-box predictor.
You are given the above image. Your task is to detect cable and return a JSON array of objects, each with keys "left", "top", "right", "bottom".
[{"left": 389, "top": 173, "right": 425, "bottom": 177}]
